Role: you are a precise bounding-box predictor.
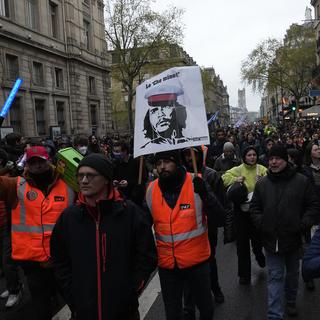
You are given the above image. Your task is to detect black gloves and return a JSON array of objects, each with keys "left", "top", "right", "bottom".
[
  {"left": 193, "top": 176, "right": 208, "bottom": 200},
  {"left": 131, "top": 184, "right": 146, "bottom": 207}
]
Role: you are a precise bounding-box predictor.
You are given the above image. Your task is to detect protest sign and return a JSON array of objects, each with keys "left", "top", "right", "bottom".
[{"left": 134, "top": 66, "right": 210, "bottom": 158}]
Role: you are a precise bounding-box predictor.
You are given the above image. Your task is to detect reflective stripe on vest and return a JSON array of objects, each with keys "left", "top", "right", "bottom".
[
  {"left": 11, "top": 176, "right": 74, "bottom": 262},
  {"left": 146, "top": 174, "right": 206, "bottom": 242},
  {"left": 12, "top": 177, "right": 74, "bottom": 233},
  {"left": 146, "top": 181, "right": 154, "bottom": 212},
  {"left": 147, "top": 172, "right": 210, "bottom": 269}
]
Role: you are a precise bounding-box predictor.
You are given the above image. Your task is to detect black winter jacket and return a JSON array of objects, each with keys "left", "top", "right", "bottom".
[
  {"left": 50, "top": 195, "right": 157, "bottom": 320},
  {"left": 250, "top": 165, "right": 320, "bottom": 254},
  {"left": 202, "top": 166, "right": 226, "bottom": 233}
]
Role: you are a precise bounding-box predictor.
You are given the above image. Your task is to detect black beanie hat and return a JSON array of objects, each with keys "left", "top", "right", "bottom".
[
  {"left": 269, "top": 144, "right": 288, "bottom": 162},
  {"left": 154, "top": 150, "right": 181, "bottom": 165},
  {"left": 77, "top": 153, "right": 113, "bottom": 181}
]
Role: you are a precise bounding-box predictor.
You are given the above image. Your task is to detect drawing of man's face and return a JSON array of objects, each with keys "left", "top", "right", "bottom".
[{"left": 149, "top": 106, "right": 174, "bottom": 134}]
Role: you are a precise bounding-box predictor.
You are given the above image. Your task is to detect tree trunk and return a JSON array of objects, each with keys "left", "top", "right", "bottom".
[{"left": 127, "top": 86, "right": 134, "bottom": 134}]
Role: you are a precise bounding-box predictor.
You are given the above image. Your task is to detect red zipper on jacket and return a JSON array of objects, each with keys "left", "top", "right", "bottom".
[
  {"left": 85, "top": 205, "right": 103, "bottom": 320},
  {"left": 86, "top": 206, "right": 102, "bottom": 320},
  {"left": 95, "top": 215, "right": 102, "bottom": 320},
  {"left": 102, "top": 233, "right": 107, "bottom": 273}
]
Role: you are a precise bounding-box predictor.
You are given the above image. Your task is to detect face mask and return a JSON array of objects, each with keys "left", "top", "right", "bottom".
[
  {"left": 78, "top": 146, "right": 88, "bottom": 155},
  {"left": 113, "top": 152, "right": 123, "bottom": 160}
]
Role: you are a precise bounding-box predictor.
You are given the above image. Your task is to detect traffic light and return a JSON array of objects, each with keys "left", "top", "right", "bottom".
[{"left": 290, "top": 101, "right": 296, "bottom": 111}]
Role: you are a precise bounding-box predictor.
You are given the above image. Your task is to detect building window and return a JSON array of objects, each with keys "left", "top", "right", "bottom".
[
  {"left": 90, "top": 104, "right": 98, "bottom": 128},
  {"left": 32, "top": 62, "right": 44, "bottom": 86},
  {"left": 10, "top": 97, "right": 22, "bottom": 133},
  {"left": 88, "top": 76, "right": 95, "bottom": 94},
  {"left": 56, "top": 101, "right": 66, "bottom": 133},
  {"left": 49, "top": 1, "right": 59, "bottom": 38},
  {"left": 83, "top": 19, "right": 91, "bottom": 50},
  {"left": 35, "top": 99, "right": 46, "bottom": 135},
  {"left": 111, "top": 53, "right": 120, "bottom": 64},
  {"left": 6, "top": 54, "right": 19, "bottom": 80},
  {"left": 55, "top": 68, "right": 64, "bottom": 89},
  {"left": 0, "top": 0, "right": 9, "bottom": 17},
  {"left": 26, "top": 0, "right": 38, "bottom": 30}
]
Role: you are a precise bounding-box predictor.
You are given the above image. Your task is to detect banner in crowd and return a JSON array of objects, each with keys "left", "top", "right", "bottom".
[
  {"left": 234, "top": 115, "right": 247, "bottom": 128},
  {"left": 207, "top": 111, "right": 219, "bottom": 125},
  {"left": 133, "top": 66, "right": 210, "bottom": 158}
]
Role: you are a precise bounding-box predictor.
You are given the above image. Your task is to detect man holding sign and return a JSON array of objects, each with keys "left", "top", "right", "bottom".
[
  {"left": 146, "top": 150, "right": 224, "bottom": 319},
  {"left": 136, "top": 67, "right": 215, "bottom": 318}
]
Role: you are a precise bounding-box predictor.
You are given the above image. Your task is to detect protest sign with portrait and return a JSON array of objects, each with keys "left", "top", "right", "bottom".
[{"left": 133, "top": 66, "right": 210, "bottom": 158}]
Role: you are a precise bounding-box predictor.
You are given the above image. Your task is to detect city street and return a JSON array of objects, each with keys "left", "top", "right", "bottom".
[
  {"left": 0, "top": 1, "right": 319, "bottom": 320},
  {"left": 1, "top": 231, "right": 320, "bottom": 320},
  {"left": 143, "top": 234, "right": 320, "bottom": 320}
]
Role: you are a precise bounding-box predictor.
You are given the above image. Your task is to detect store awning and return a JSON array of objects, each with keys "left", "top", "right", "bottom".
[{"left": 301, "top": 105, "right": 320, "bottom": 117}]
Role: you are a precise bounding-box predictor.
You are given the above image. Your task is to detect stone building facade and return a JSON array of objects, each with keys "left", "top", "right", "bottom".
[
  {"left": 0, "top": 0, "right": 111, "bottom": 139},
  {"left": 203, "top": 67, "right": 230, "bottom": 126}
]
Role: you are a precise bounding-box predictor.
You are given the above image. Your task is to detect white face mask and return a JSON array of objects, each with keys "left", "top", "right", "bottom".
[{"left": 78, "top": 146, "right": 88, "bottom": 155}]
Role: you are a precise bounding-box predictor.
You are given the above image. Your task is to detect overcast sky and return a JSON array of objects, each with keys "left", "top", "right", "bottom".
[{"left": 152, "top": 0, "right": 314, "bottom": 111}]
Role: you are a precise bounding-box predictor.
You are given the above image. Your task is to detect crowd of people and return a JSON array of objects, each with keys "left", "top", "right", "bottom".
[{"left": 0, "top": 122, "right": 320, "bottom": 320}]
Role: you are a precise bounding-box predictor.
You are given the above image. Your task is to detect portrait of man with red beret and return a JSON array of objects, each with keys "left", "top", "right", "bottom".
[{"left": 141, "top": 85, "right": 190, "bottom": 148}]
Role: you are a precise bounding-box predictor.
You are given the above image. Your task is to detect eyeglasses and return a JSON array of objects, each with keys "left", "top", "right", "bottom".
[{"left": 76, "top": 173, "right": 101, "bottom": 182}]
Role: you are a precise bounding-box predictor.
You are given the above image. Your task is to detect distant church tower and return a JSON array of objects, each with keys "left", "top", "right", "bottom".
[
  {"left": 305, "top": 6, "right": 312, "bottom": 21},
  {"left": 238, "top": 88, "right": 247, "bottom": 110}
]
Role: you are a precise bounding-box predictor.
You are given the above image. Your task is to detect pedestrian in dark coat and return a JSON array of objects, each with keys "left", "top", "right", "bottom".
[
  {"left": 51, "top": 154, "right": 157, "bottom": 320},
  {"left": 250, "top": 145, "right": 320, "bottom": 319},
  {"left": 214, "top": 142, "right": 241, "bottom": 175},
  {"left": 181, "top": 146, "right": 226, "bottom": 316}
]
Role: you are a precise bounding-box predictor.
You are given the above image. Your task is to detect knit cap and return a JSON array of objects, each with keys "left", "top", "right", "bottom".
[
  {"left": 154, "top": 150, "right": 181, "bottom": 165},
  {"left": 77, "top": 153, "right": 113, "bottom": 181},
  {"left": 268, "top": 144, "right": 288, "bottom": 162}
]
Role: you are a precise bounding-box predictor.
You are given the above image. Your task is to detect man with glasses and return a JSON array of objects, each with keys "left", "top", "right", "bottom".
[
  {"left": 0, "top": 145, "right": 74, "bottom": 319},
  {"left": 51, "top": 153, "right": 157, "bottom": 320}
]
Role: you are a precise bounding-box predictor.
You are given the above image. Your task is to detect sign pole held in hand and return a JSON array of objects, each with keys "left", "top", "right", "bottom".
[
  {"left": 138, "top": 156, "right": 144, "bottom": 185},
  {"left": 190, "top": 147, "right": 198, "bottom": 176}
]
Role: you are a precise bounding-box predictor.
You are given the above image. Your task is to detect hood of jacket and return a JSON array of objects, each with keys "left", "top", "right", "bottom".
[
  {"left": 77, "top": 186, "right": 124, "bottom": 219},
  {"left": 77, "top": 187, "right": 123, "bottom": 205}
]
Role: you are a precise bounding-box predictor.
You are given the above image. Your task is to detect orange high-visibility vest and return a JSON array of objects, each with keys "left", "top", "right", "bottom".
[
  {"left": 146, "top": 172, "right": 210, "bottom": 269},
  {"left": 11, "top": 176, "right": 74, "bottom": 262}
]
